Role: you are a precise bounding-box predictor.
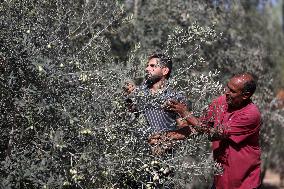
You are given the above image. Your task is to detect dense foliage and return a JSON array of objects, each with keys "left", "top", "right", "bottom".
[
  {"left": 112, "top": 0, "right": 284, "bottom": 181},
  {"left": 1, "top": 0, "right": 283, "bottom": 188}
]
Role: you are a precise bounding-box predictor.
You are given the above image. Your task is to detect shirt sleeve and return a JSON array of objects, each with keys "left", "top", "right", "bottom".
[{"left": 200, "top": 98, "right": 221, "bottom": 127}]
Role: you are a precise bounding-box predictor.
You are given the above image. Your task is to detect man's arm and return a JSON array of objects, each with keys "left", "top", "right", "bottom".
[
  {"left": 148, "top": 110, "right": 191, "bottom": 144},
  {"left": 123, "top": 81, "right": 136, "bottom": 95},
  {"left": 166, "top": 100, "right": 228, "bottom": 141},
  {"left": 123, "top": 81, "right": 138, "bottom": 113}
]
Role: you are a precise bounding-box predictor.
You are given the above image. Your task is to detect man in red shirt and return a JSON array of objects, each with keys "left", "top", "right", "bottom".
[{"left": 167, "top": 73, "right": 261, "bottom": 189}]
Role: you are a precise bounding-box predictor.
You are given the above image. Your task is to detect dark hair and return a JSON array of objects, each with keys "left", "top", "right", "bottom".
[
  {"left": 148, "top": 52, "right": 173, "bottom": 79},
  {"left": 243, "top": 79, "right": 257, "bottom": 94},
  {"left": 234, "top": 72, "right": 257, "bottom": 94}
]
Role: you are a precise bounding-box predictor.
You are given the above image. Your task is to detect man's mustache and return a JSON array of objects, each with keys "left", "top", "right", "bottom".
[{"left": 145, "top": 72, "right": 152, "bottom": 79}]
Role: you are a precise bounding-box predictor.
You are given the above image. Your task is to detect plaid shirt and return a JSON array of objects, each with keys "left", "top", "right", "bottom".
[{"left": 131, "top": 82, "right": 186, "bottom": 133}]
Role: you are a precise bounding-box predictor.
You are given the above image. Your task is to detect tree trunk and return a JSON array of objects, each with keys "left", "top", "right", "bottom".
[
  {"left": 282, "top": 0, "right": 284, "bottom": 32},
  {"left": 133, "top": 0, "right": 139, "bottom": 18}
]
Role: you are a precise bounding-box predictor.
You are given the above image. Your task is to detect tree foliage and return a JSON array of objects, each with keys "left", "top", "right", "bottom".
[
  {"left": 113, "top": 0, "right": 284, "bottom": 179},
  {"left": 1, "top": 0, "right": 283, "bottom": 188},
  {"left": 0, "top": 0, "right": 222, "bottom": 188}
]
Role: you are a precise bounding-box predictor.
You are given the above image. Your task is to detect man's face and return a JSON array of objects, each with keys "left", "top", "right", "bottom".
[
  {"left": 225, "top": 77, "right": 245, "bottom": 108},
  {"left": 145, "top": 58, "right": 166, "bottom": 84}
]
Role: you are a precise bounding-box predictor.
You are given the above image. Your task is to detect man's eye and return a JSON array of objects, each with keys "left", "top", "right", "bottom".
[{"left": 150, "top": 64, "right": 155, "bottom": 67}]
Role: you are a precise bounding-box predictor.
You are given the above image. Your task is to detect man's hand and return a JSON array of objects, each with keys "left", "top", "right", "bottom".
[
  {"left": 166, "top": 100, "right": 201, "bottom": 127},
  {"left": 123, "top": 81, "right": 136, "bottom": 95},
  {"left": 148, "top": 133, "right": 174, "bottom": 156},
  {"left": 165, "top": 100, "right": 189, "bottom": 117},
  {"left": 148, "top": 129, "right": 190, "bottom": 145},
  {"left": 148, "top": 133, "right": 162, "bottom": 145}
]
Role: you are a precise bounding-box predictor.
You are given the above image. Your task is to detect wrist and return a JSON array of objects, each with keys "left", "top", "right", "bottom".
[{"left": 181, "top": 111, "right": 191, "bottom": 118}]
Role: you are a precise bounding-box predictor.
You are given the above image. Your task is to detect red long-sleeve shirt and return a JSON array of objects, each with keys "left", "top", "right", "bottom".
[{"left": 205, "top": 95, "right": 261, "bottom": 189}]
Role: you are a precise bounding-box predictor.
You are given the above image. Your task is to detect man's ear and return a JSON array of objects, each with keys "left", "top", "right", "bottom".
[
  {"left": 242, "top": 92, "right": 252, "bottom": 100},
  {"left": 162, "top": 67, "right": 169, "bottom": 77}
]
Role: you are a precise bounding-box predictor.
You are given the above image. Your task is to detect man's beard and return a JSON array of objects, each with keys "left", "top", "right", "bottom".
[
  {"left": 226, "top": 95, "right": 232, "bottom": 105},
  {"left": 226, "top": 95, "right": 243, "bottom": 110},
  {"left": 145, "top": 74, "right": 162, "bottom": 87}
]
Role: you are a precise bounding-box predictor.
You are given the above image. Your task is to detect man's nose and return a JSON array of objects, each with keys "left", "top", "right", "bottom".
[
  {"left": 145, "top": 66, "right": 151, "bottom": 72},
  {"left": 145, "top": 67, "right": 149, "bottom": 73},
  {"left": 224, "top": 87, "right": 229, "bottom": 94}
]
